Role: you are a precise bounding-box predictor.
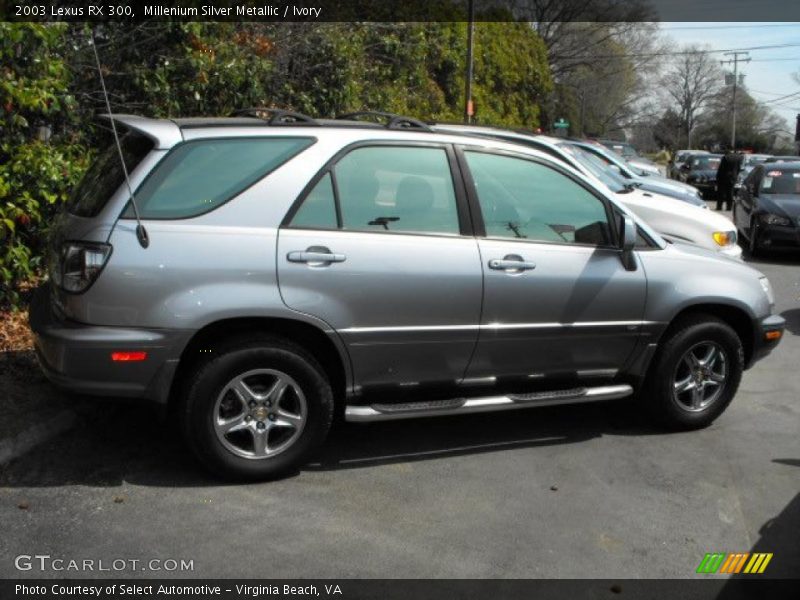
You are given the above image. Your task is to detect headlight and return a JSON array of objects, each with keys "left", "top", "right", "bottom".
[
  {"left": 759, "top": 277, "right": 775, "bottom": 307},
  {"left": 712, "top": 231, "right": 736, "bottom": 246},
  {"left": 760, "top": 213, "right": 792, "bottom": 227},
  {"left": 57, "top": 242, "right": 112, "bottom": 293}
]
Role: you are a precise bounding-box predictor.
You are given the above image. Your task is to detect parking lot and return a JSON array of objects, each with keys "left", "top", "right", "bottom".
[{"left": 1, "top": 236, "right": 798, "bottom": 580}]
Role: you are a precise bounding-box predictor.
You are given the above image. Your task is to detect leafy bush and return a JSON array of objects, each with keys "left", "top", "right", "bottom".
[{"left": 1, "top": 22, "right": 553, "bottom": 308}]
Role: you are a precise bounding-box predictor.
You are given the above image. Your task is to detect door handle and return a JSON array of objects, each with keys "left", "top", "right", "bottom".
[
  {"left": 287, "top": 246, "right": 346, "bottom": 265},
  {"left": 488, "top": 255, "right": 536, "bottom": 272}
]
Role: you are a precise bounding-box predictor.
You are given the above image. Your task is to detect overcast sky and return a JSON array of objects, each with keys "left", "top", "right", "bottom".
[{"left": 661, "top": 22, "right": 800, "bottom": 134}]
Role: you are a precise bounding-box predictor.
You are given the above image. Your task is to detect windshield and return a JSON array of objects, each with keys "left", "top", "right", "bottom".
[
  {"left": 602, "top": 141, "right": 637, "bottom": 158},
  {"left": 761, "top": 169, "right": 800, "bottom": 195},
  {"left": 690, "top": 156, "right": 721, "bottom": 170},
  {"left": 558, "top": 143, "right": 627, "bottom": 193}
]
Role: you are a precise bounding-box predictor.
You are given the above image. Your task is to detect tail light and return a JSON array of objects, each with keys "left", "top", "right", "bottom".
[{"left": 53, "top": 242, "right": 112, "bottom": 293}]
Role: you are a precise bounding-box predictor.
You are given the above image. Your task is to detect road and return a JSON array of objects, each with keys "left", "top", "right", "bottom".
[{"left": 1, "top": 234, "right": 798, "bottom": 580}]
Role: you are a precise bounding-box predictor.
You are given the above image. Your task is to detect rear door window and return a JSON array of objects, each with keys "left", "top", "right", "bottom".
[
  {"left": 123, "top": 137, "right": 314, "bottom": 219},
  {"left": 287, "top": 145, "right": 461, "bottom": 236}
]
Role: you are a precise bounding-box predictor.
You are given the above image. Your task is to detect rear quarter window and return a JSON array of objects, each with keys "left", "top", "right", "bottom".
[
  {"left": 68, "top": 133, "right": 153, "bottom": 218},
  {"left": 122, "top": 137, "right": 314, "bottom": 219}
]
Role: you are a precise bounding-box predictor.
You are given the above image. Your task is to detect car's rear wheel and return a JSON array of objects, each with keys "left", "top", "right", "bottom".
[
  {"left": 181, "top": 335, "right": 333, "bottom": 480},
  {"left": 645, "top": 314, "right": 743, "bottom": 429}
]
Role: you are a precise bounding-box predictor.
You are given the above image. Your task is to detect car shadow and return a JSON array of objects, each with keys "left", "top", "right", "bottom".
[
  {"left": 0, "top": 395, "right": 663, "bottom": 488},
  {"left": 742, "top": 249, "right": 800, "bottom": 266},
  {"left": 715, "top": 461, "right": 800, "bottom": 599},
  {"left": 779, "top": 309, "right": 800, "bottom": 336}
]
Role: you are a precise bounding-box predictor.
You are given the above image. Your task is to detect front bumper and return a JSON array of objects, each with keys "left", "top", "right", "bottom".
[
  {"left": 748, "top": 314, "right": 786, "bottom": 368},
  {"left": 755, "top": 223, "right": 800, "bottom": 250},
  {"left": 28, "top": 284, "right": 190, "bottom": 403}
]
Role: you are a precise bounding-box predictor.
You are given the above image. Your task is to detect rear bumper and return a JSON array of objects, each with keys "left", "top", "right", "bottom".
[
  {"left": 28, "top": 284, "right": 190, "bottom": 403},
  {"left": 748, "top": 314, "right": 786, "bottom": 368}
]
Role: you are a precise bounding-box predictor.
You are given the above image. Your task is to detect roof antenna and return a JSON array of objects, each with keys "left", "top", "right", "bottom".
[{"left": 90, "top": 29, "right": 149, "bottom": 248}]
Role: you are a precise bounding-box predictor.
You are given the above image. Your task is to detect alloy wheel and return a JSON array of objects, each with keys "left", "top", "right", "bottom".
[
  {"left": 672, "top": 342, "right": 728, "bottom": 412},
  {"left": 213, "top": 368, "right": 307, "bottom": 459}
]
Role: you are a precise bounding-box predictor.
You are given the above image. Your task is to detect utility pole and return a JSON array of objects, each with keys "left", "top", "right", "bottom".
[
  {"left": 464, "top": 0, "right": 475, "bottom": 124},
  {"left": 720, "top": 51, "right": 750, "bottom": 149}
]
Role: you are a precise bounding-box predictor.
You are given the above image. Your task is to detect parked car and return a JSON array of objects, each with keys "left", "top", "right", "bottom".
[
  {"left": 734, "top": 153, "right": 772, "bottom": 191},
  {"left": 572, "top": 140, "right": 708, "bottom": 207},
  {"left": 733, "top": 161, "right": 800, "bottom": 255},
  {"left": 30, "top": 111, "right": 784, "bottom": 480},
  {"left": 764, "top": 155, "right": 799, "bottom": 163},
  {"left": 669, "top": 149, "right": 709, "bottom": 180},
  {"left": 431, "top": 125, "right": 739, "bottom": 258},
  {"left": 679, "top": 154, "right": 723, "bottom": 198},
  {"left": 595, "top": 138, "right": 660, "bottom": 176}
]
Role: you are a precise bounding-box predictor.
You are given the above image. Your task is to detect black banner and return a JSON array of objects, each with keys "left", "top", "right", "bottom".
[
  {"left": 2, "top": 579, "right": 800, "bottom": 600},
  {"left": 4, "top": 0, "right": 800, "bottom": 23}
]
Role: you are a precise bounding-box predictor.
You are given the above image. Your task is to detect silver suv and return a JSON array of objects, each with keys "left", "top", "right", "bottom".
[{"left": 30, "top": 110, "right": 785, "bottom": 479}]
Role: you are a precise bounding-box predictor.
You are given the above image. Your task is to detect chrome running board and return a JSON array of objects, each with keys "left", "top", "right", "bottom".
[{"left": 344, "top": 384, "right": 633, "bottom": 423}]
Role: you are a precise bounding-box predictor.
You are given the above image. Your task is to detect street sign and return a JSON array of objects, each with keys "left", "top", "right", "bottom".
[{"left": 554, "top": 118, "right": 570, "bottom": 129}]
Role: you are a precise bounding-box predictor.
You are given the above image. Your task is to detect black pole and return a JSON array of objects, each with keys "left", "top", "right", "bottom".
[{"left": 464, "top": 0, "right": 475, "bottom": 123}]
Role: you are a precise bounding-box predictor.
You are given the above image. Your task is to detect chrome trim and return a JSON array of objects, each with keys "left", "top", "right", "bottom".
[
  {"left": 576, "top": 368, "right": 618, "bottom": 378},
  {"left": 344, "top": 384, "right": 633, "bottom": 422},
  {"left": 339, "top": 321, "right": 657, "bottom": 334}
]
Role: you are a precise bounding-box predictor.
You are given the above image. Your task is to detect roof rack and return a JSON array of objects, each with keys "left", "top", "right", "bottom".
[
  {"left": 230, "top": 108, "right": 319, "bottom": 126},
  {"left": 336, "top": 111, "right": 432, "bottom": 132}
]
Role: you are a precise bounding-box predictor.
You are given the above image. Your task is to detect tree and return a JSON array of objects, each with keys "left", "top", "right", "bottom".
[{"left": 660, "top": 46, "right": 722, "bottom": 148}]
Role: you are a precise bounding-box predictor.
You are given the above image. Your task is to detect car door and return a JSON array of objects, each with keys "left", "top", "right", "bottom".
[
  {"left": 459, "top": 148, "right": 647, "bottom": 383},
  {"left": 277, "top": 143, "right": 482, "bottom": 396},
  {"left": 739, "top": 167, "right": 764, "bottom": 235}
]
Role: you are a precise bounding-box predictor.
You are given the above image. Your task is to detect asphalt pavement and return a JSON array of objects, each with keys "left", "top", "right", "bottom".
[{"left": 0, "top": 228, "right": 798, "bottom": 580}]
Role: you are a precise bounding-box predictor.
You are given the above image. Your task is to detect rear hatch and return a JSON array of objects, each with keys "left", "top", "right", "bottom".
[{"left": 47, "top": 116, "right": 180, "bottom": 318}]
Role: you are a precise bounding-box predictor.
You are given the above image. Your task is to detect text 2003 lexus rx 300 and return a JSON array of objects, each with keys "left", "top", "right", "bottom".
[{"left": 30, "top": 111, "right": 785, "bottom": 480}]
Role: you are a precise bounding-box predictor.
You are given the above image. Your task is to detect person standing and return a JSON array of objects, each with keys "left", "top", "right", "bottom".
[{"left": 716, "top": 150, "right": 742, "bottom": 211}]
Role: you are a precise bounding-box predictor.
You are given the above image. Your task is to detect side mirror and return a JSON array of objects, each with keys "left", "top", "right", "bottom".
[{"left": 620, "top": 215, "right": 637, "bottom": 271}]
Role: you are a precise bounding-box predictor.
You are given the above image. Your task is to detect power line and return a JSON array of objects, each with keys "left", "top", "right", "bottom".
[
  {"left": 764, "top": 90, "right": 800, "bottom": 104},
  {"left": 553, "top": 42, "right": 800, "bottom": 61},
  {"left": 662, "top": 24, "right": 800, "bottom": 31},
  {"left": 749, "top": 57, "right": 800, "bottom": 62}
]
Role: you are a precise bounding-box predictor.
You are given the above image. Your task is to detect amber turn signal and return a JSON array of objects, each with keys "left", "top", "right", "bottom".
[{"left": 764, "top": 330, "right": 782, "bottom": 341}]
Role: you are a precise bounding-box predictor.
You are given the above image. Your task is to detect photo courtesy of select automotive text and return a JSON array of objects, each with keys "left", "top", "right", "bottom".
[{"left": 1, "top": 1, "right": 799, "bottom": 598}]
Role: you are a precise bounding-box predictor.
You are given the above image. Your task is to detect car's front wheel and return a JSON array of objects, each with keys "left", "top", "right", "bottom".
[
  {"left": 181, "top": 335, "right": 334, "bottom": 480},
  {"left": 645, "top": 314, "right": 743, "bottom": 429}
]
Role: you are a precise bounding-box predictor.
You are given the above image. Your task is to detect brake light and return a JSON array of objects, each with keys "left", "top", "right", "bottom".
[
  {"left": 111, "top": 351, "right": 148, "bottom": 362},
  {"left": 55, "top": 242, "right": 112, "bottom": 293}
]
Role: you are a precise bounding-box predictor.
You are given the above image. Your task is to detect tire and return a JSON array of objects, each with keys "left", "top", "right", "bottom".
[
  {"left": 644, "top": 314, "right": 744, "bottom": 430},
  {"left": 180, "top": 334, "right": 334, "bottom": 480}
]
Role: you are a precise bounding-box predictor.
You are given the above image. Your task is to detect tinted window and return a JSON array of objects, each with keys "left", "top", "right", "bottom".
[
  {"left": 326, "top": 146, "right": 460, "bottom": 235},
  {"left": 290, "top": 173, "right": 338, "bottom": 228},
  {"left": 68, "top": 134, "right": 153, "bottom": 217},
  {"left": 465, "top": 152, "right": 611, "bottom": 246},
  {"left": 760, "top": 168, "right": 800, "bottom": 194},
  {"left": 123, "top": 137, "right": 314, "bottom": 219},
  {"left": 691, "top": 156, "right": 721, "bottom": 170}
]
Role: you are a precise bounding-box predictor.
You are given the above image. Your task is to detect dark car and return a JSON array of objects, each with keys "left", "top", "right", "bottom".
[
  {"left": 679, "top": 153, "right": 722, "bottom": 198},
  {"left": 734, "top": 162, "right": 800, "bottom": 255},
  {"left": 763, "top": 155, "right": 799, "bottom": 164},
  {"left": 669, "top": 149, "right": 709, "bottom": 180},
  {"left": 735, "top": 154, "right": 772, "bottom": 187}
]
